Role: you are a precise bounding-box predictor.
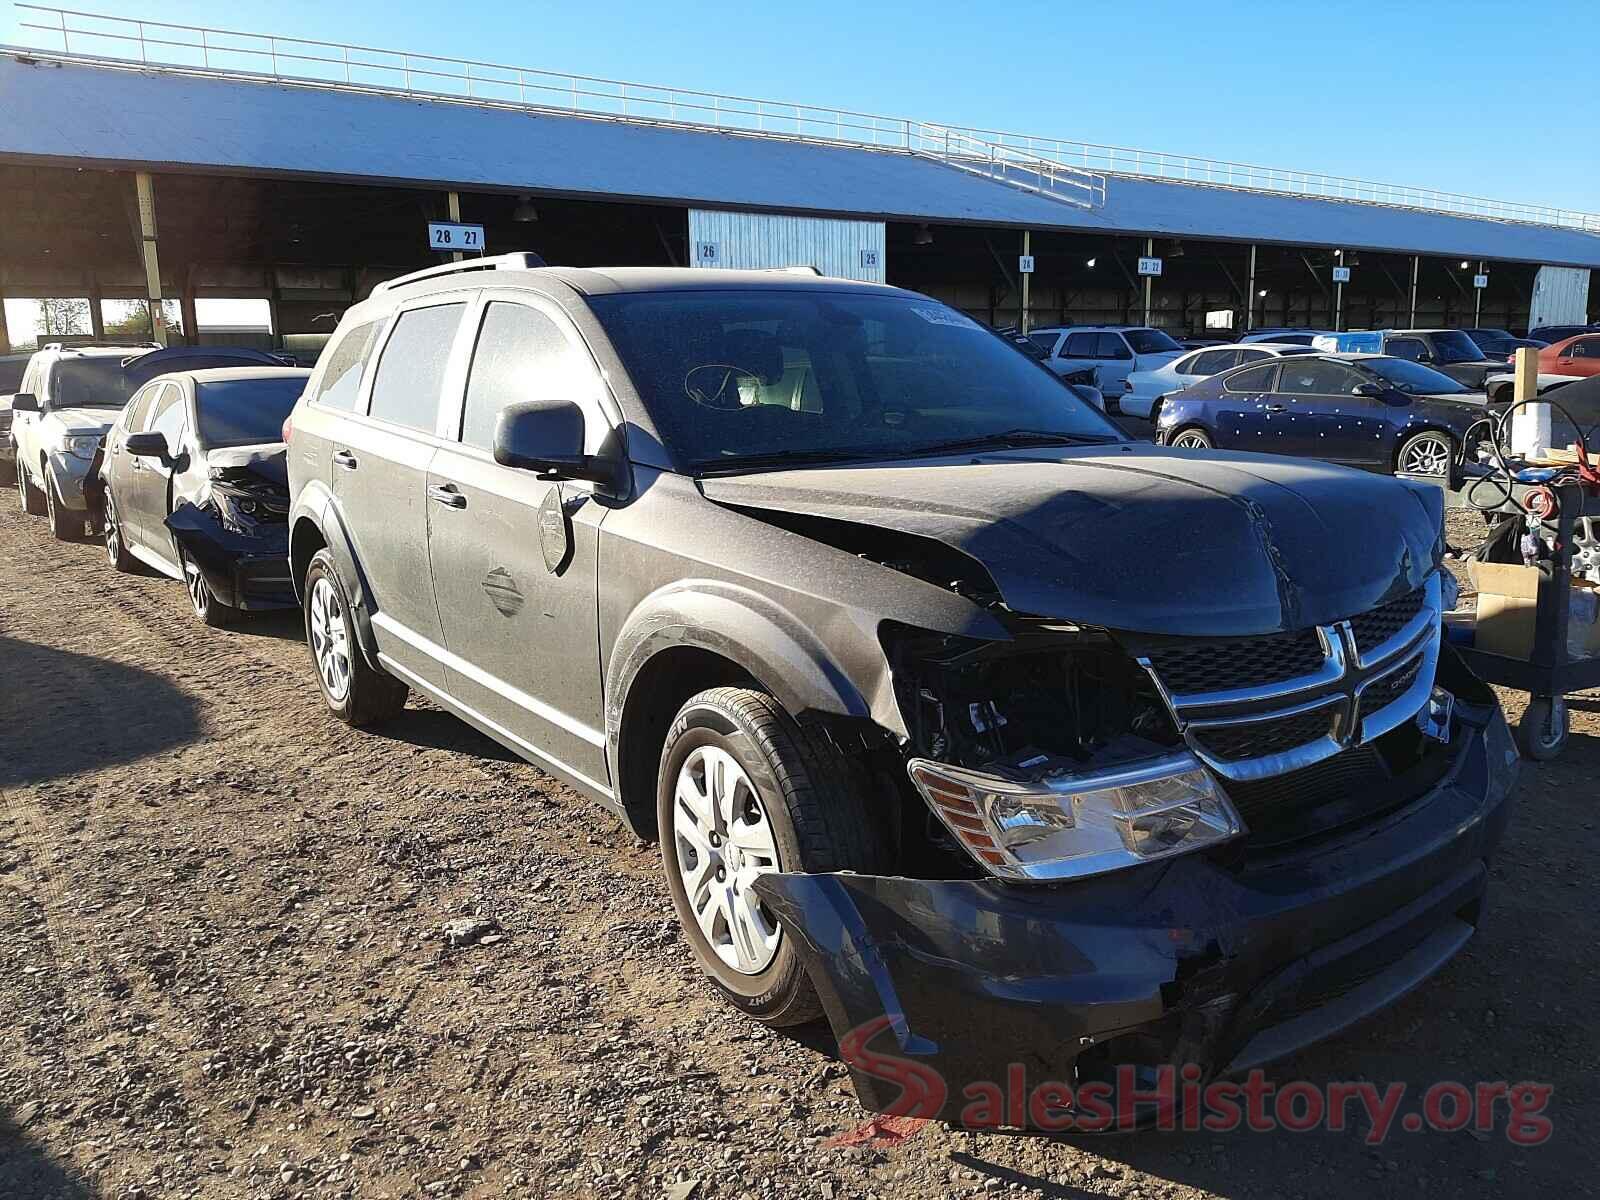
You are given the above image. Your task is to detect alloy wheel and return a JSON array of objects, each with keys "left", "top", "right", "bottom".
[
  {"left": 671, "top": 745, "right": 782, "bottom": 975},
  {"left": 1172, "top": 429, "right": 1211, "bottom": 450},
  {"left": 182, "top": 553, "right": 211, "bottom": 620},
  {"left": 104, "top": 494, "right": 122, "bottom": 566},
  {"left": 1400, "top": 433, "right": 1452, "bottom": 476},
  {"left": 308, "top": 575, "right": 352, "bottom": 702}
]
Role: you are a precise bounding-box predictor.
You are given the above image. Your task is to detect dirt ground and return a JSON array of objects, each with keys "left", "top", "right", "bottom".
[{"left": 0, "top": 498, "right": 1595, "bottom": 1200}]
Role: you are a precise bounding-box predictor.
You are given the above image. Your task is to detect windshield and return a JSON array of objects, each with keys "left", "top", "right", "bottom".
[
  {"left": 195, "top": 377, "right": 305, "bottom": 448},
  {"left": 590, "top": 290, "right": 1125, "bottom": 471},
  {"left": 1428, "top": 330, "right": 1488, "bottom": 364},
  {"left": 1363, "top": 357, "right": 1470, "bottom": 396},
  {"left": 48, "top": 359, "right": 134, "bottom": 409},
  {"left": 1124, "top": 328, "right": 1182, "bottom": 354}
]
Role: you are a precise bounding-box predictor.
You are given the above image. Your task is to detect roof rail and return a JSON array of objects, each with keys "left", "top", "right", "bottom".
[
  {"left": 761, "top": 265, "right": 823, "bottom": 276},
  {"left": 372, "top": 251, "right": 548, "bottom": 293}
]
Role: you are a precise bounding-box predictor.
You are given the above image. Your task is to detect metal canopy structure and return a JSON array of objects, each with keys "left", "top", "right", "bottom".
[{"left": 3, "top": 45, "right": 1600, "bottom": 269}]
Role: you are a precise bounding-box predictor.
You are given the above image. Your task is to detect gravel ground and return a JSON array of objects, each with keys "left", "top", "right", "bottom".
[{"left": 0, "top": 498, "right": 1594, "bottom": 1200}]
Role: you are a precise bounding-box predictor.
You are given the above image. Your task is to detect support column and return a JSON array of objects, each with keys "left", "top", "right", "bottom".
[
  {"left": 135, "top": 172, "right": 167, "bottom": 345},
  {"left": 1334, "top": 250, "right": 1344, "bottom": 332},
  {"left": 1020, "top": 230, "right": 1032, "bottom": 335},
  {"left": 1409, "top": 255, "right": 1420, "bottom": 327},
  {"left": 447, "top": 191, "right": 464, "bottom": 263},
  {"left": 88, "top": 277, "right": 105, "bottom": 340},
  {"left": 1245, "top": 245, "right": 1257, "bottom": 330},
  {"left": 0, "top": 285, "right": 11, "bottom": 355},
  {"left": 181, "top": 267, "right": 199, "bottom": 347},
  {"left": 1142, "top": 237, "right": 1154, "bottom": 326}
]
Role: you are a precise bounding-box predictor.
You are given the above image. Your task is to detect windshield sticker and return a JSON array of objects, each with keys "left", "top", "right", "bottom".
[{"left": 911, "top": 305, "right": 982, "bottom": 331}]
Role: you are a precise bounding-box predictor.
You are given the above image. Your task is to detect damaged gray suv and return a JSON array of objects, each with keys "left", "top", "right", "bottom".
[{"left": 285, "top": 255, "right": 1517, "bottom": 1123}]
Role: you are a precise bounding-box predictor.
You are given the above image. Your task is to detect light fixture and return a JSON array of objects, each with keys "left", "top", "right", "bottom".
[
  {"left": 1168, "top": 241, "right": 1185, "bottom": 258},
  {"left": 912, "top": 223, "right": 933, "bottom": 246},
  {"left": 1085, "top": 256, "right": 1097, "bottom": 268},
  {"left": 1460, "top": 260, "right": 1470, "bottom": 269},
  {"left": 1258, "top": 288, "right": 1268, "bottom": 297},
  {"left": 512, "top": 194, "right": 539, "bottom": 222},
  {"left": 1335, "top": 249, "right": 1344, "bottom": 258}
]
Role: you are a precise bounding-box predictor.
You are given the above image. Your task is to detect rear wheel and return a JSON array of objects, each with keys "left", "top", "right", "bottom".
[
  {"left": 303, "top": 549, "right": 407, "bottom": 727},
  {"left": 16, "top": 460, "right": 45, "bottom": 515},
  {"left": 1170, "top": 426, "right": 1213, "bottom": 451},
  {"left": 658, "top": 686, "right": 886, "bottom": 1026},
  {"left": 1396, "top": 430, "right": 1454, "bottom": 477}
]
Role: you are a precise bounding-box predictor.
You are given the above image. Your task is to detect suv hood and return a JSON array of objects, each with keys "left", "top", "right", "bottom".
[{"left": 700, "top": 445, "right": 1442, "bottom": 637}]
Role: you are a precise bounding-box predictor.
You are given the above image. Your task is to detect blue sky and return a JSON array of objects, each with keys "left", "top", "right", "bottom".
[{"left": 6, "top": 0, "right": 1596, "bottom": 212}]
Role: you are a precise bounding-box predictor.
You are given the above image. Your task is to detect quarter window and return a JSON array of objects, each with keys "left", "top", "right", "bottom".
[
  {"left": 1190, "top": 349, "right": 1240, "bottom": 375},
  {"left": 461, "top": 302, "right": 602, "bottom": 452},
  {"left": 1223, "top": 362, "right": 1279, "bottom": 392},
  {"left": 314, "top": 319, "right": 380, "bottom": 412},
  {"left": 367, "top": 304, "right": 466, "bottom": 433}
]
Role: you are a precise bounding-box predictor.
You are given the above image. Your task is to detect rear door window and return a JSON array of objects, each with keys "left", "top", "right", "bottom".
[
  {"left": 314, "top": 320, "right": 380, "bottom": 411},
  {"left": 1190, "top": 349, "right": 1239, "bottom": 375},
  {"left": 366, "top": 304, "right": 466, "bottom": 434},
  {"left": 1063, "top": 332, "right": 1101, "bottom": 358},
  {"left": 1386, "top": 338, "right": 1427, "bottom": 362},
  {"left": 1097, "top": 333, "right": 1134, "bottom": 360}
]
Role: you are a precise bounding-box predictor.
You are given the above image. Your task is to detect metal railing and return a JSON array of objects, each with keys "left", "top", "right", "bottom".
[{"left": 12, "top": 5, "right": 1598, "bottom": 231}]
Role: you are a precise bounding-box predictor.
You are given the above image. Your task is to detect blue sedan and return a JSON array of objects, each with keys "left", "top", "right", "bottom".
[{"left": 1154, "top": 353, "right": 1489, "bottom": 476}]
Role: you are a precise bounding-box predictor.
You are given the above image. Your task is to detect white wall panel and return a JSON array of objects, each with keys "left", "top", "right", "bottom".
[
  {"left": 687, "top": 210, "right": 886, "bottom": 282},
  {"left": 1528, "top": 266, "right": 1592, "bottom": 330}
]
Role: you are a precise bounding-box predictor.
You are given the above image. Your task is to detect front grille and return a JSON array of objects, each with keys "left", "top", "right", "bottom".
[
  {"left": 1191, "top": 706, "right": 1335, "bottom": 762},
  {"left": 1221, "top": 744, "right": 1388, "bottom": 837},
  {"left": 1349, "top": 589, "right": 1425, "bottom": 657},
  {"left": 1358, "top": 653, "right": 1425, "bottom": 720},
  {"left": 1144, "top": 629, "right": 1325, "bottom": 696}
]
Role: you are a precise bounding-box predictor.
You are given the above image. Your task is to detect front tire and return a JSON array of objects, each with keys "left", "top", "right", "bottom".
[
  {"left": 44, "top": 469, "right": 79, "bottom": 540},
  {"left": 658, "top": 687, "right": 886, "bottom": 1026},
  {"left": 303, "top": 549, "right": 407, "bottom": 727},
  {"left": 16, "top": 460, "right": 45, "bottom": 515},
  {"left": 180, "top": 548, "right": 234, "bottom": 629}
]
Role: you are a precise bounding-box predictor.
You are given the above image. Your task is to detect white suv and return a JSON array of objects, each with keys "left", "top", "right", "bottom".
[{"left": 1026, "top": 326, "right": 1184, "bottom": 401}]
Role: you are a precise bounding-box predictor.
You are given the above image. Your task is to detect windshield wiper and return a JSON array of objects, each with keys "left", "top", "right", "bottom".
[
  {"left": 692, "top": 447, "right": 902, "bottom": 475},
  {"left": 901, "top": 428, "right": 1120, "bottom": 456}
]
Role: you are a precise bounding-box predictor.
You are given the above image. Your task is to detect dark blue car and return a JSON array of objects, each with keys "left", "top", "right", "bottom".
[{"left": 1153, "top": 353, "right": 1489, "bottom": 476}]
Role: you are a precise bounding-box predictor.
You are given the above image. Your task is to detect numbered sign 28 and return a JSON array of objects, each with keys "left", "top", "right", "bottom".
[{"left": 428, "top": 222, "right": 486, "bottom": 252}]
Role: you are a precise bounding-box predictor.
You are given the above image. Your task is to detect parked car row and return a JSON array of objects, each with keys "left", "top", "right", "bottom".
[{"left": 5, "top": 261, "right": 1518, "bottom": 1126}]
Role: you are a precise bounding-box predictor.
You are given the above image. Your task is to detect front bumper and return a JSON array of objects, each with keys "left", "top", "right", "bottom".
[
  {"left": 755, "top": 692, "right": 1518, "bottom": 1127},
  {"left": 165, "top": 503, "right": 295, "bottom": 611},
  {"left": 46, "top": 452, "right": 96, "bottom": 510}
]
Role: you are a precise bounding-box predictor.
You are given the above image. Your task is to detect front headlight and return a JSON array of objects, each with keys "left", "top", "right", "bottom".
[
  {"left": 61, "top": 434, "right": 101, "bottom": 459},
  {"left": 908, "top": 751, "right": 1243, "bottom": 881}
]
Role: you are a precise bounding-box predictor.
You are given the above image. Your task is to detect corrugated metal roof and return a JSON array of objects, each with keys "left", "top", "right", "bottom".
[{"left": 6, "top": 54, "right": 1600, "bottom": 268}]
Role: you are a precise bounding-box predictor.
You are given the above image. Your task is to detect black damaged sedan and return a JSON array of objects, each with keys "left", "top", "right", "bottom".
[
  {"left": 282, "top": 266, "right": 1518, "bottom": 1127},
  {"left": 93, "top": 366, "right": 307, "bottom": 627}
]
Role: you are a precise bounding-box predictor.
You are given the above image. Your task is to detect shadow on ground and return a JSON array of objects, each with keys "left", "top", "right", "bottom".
[
  {"left": 0, "top": 1105, "right": 98, "bottom": 1199},
  {"left": 0, "top": 635, "right": 201, "bottom": 788}
]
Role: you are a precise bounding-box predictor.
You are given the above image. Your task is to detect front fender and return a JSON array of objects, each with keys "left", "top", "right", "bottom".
[
  {"left": 605, "top": 579, "right": 878, "bottom": 740},
  {"left": 289, "top": 482, "right": 382, "bottom": 669}
]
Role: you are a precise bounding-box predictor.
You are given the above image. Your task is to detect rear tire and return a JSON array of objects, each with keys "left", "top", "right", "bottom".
[
  {"left": 1396, "top": 429, "right": 1455, "bottom": 477},
  {"left": 103, "top": 490, "right": 137, "bottom": 573},
  {"left": 1170, "top": 426, "right": 1213, "bottom": 450},
  {"left": 303, "top": 549, "right": 407, "bottom": 727},
  {"left": 16, "top": 460, "right": 45, "bottom": 515},
  {"left": 658, "top": 686, "right": 887, "bottom": 1027}
]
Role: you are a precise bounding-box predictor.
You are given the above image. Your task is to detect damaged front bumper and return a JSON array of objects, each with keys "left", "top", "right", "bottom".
[
  {"left": 754, "top": 694, "right": 1518, "bottom": 1127},
  {"left": 165, "top": 502, "right": 295, "bottom": 611}
]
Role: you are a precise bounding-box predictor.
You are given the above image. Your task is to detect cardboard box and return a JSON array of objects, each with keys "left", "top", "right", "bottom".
[{"left": 1468, "top": 561, "right": 1600, "bottom": 660}]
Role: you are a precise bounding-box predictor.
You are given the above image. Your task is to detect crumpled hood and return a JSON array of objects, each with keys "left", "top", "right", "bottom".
[
  {"left": 700, "top": 445, "right": 1444, "bottom": 637},
  {"left": 205, "top": 442, "right": 287, "bottom": 488},
  {"left": 47, "top": 407, "right": 117, "bottom": 435}
]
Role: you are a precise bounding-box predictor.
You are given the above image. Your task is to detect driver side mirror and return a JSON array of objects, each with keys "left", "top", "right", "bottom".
[
  {"left": 9, "top": 392, "right": 38, "bottom": 413},
  {"left": 124, "top": 431, "right": 174, "bottom": 465},
  {"left": 1353, "top": 382, "right": 1388, "bottom": 399},
  {"left": 494, "top": 399, "right": 620, "bottom": 489}
]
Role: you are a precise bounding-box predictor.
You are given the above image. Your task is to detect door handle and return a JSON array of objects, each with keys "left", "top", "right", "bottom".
[
  {"left": 1264, "top": 403, "right": 1287, "bottom": 412},
  {"left": 130, "top": 458, "right": 144, "bottom": 471},
  {"left": 332, "top": 449, "right": 358, "bottom": 470},
  {"left": 427, "top": 483, "right": 467, "bottom": 509}
]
